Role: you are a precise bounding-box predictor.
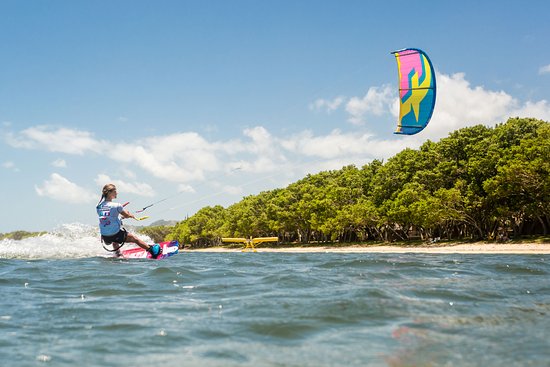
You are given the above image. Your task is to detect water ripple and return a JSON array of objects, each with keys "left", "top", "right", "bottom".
[{"left": 0, "top": 252, "right": 548, "bottom": 366}]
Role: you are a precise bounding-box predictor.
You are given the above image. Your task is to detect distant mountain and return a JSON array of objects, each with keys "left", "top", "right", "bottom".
[{"left": 149, "top": 219, "right": 178, "bottom": 227}]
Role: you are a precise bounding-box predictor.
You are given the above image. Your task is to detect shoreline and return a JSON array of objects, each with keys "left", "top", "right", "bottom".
[{"left": 189, "top": 242, "right": 550, "bottom": 254}]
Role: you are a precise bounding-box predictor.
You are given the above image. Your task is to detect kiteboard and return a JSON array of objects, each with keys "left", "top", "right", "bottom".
[{"left": 119, "top": 240, "right": 179, "bottom": 260}]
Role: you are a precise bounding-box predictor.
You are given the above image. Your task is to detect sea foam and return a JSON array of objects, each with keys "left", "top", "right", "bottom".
[{"left": 0, "top": 223, "right": 151, "bottom": 259}]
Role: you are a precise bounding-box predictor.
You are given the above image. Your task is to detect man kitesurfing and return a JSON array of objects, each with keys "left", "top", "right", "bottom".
[{"left": 96, "top": 183, "right": 162, "bottom": 258}]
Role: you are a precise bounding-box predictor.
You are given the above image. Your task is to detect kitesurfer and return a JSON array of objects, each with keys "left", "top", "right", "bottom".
[{"left": 96, "top": 184, "right": 161, "bottom": 258}]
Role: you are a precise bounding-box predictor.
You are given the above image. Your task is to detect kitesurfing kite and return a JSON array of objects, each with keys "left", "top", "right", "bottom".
[{"left": 391, "top": 48, "right": 436, "bottom": 135}]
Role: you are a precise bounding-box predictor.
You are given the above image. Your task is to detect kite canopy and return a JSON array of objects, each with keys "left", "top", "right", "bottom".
[{"left": 392, "top": 48, "right": 436, "bottom": 135}]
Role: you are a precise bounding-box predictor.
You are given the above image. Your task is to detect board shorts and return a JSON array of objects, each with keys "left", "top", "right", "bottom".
[{"left": 101, "top": 228, "right": 128, "bottom": 245}]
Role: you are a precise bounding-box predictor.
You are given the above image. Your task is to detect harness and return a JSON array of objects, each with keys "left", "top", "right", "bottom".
[{"left": 101, "top": 228, "right": 128, "bottom": 252}]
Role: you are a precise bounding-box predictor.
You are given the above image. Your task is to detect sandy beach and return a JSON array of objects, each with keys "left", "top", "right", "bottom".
[{"left": 191, "top": 242, "right": 550, "bottom": 254}]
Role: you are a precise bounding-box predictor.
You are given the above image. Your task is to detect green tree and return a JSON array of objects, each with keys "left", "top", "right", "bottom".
[
  {"left": 166, "top": 118, "right": 550, "bottom": 245},
  {"left": 138, "top": 225, "right": 174, "bottom": 243}
]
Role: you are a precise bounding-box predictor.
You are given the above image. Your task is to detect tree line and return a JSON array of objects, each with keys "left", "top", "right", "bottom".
[{"left": 159, "top": 118, "right": 549, "bottom": 247}]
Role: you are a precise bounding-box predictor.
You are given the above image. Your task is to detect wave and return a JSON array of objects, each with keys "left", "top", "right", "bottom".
[{"left": 0, "top": 223, "right": 151, "bottom": 260}]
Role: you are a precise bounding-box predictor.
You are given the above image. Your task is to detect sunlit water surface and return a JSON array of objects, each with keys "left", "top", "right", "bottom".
[{"left": 1, "top": 224, "right": 549, "bottom": 366}]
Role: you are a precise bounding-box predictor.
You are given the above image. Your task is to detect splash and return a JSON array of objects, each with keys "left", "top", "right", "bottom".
[{"left": 0, "top": 223, "right": 150, "bottom": 260}]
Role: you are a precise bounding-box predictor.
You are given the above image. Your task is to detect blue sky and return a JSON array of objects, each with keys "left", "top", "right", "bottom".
[{"left": 1, "top": 0, "right": 549, "bottom": 233}]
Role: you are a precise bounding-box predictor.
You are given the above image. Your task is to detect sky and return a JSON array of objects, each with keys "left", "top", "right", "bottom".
[{"left": 1, "top": 0, "right": 550, "bottom": 233}]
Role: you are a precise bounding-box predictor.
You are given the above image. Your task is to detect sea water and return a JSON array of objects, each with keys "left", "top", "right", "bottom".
[{"left": 1, "top": 224, "right": 549, "bottom": 366}]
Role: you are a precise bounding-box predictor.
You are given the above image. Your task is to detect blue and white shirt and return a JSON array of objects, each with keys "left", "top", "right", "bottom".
[{"left": 97, "top": 201, "right": 124, "bottom": 236}]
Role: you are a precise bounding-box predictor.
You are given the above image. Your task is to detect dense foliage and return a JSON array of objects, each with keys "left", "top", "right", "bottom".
[
  {"left": 166, "top": 118, "right": 550, "bottom": 247},
  {"left": 137, "top": 225, "right": 174, "bottom": 243}
]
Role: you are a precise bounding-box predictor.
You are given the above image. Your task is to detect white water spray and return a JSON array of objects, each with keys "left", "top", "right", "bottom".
[{"left": 0, "top": 223, "right": 151, "bottom": 260}]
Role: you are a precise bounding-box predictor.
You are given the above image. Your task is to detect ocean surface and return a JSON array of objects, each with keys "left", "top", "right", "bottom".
[{"left": 1, "top": 224, "right": 549, "bottom": 366}]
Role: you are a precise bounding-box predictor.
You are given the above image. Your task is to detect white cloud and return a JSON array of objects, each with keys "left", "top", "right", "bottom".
[
  {"left": 281, "top": 129, "right": 409, "bottom": 160},
  {"left": 314, "top": 71, "right": 550, "bottom": 142},
  {"left": 243, "top": 126, "right": 273, "bottom": 154},
  {"left": 309, "top": 96, "right": 345, "bottom": 113},
  {"left": 177, "top": 184, "right": 195, "bottom": 193},
  {"left": 239, "top": 126, "right": 287, "bottom": 172},
  {"left": 2, "top": 161, "right": 15, "bottom": 169},
  {"left": 51, "top": 159, "right": 67, "bottom": 168},
  {"left": 510, "top": 100, "right": 550, "bottom": 121},
  {"left": 421, "top": 72, "right": 550, "bottom": 141},
  {"left": 2, "top": 161, "right": 20, "bottom": 172},
  {"left": 7, "top": 70, "right": 550, "bottom": 200},
  {"left": 6, "top": 126, "right": 106, "bottom": 155},
  {"left": 4, "top": 131, "right": 35, "bottom": 149},
  {"left": 220, "top": 184, "right": 243, "bottom": 196},
  {"left": 121, "top": 168, "right": 137, "bottom": 179},
  {"left": 345, "top": 84, "right": 394, "bottom": 125},
  {"left": 94, "top": 174, "right": 155, "bottom": 197},
  {"left": 305, "top": 71, "right": 549, "bottom": 145},
  {"left": 233, "top": 155, "right": 283, "bottom": 174},
  {"left": 422, "top": 72, "right": 514, "bottom": 139},
  {"left": 539, "top": 64, "right": 550, "bottom": 75},
  {"left": 35, "top": 173, "right": 96, "bottom": 203},
  {"left": 106, "top": 127, "right": 288, "bottom": 183},
  {"left": 110, "top": 132, "right": 223, "bottom": 183}
]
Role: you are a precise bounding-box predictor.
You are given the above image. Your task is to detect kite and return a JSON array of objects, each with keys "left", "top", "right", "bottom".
[{"left": 392, "top": 48, "right": 436, "bottom": 135}]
